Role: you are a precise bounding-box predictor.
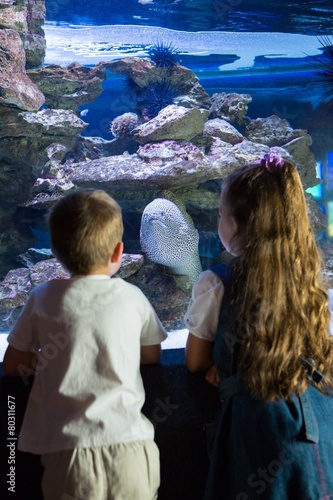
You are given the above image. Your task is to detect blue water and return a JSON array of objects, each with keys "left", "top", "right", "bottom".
[
  {"left": 43, "top": 23, "right": 332, "bottom": 142},
  {"left": 1, "top": 0, "right": 333, "bottom": 350},
  {"left": 4, "top": 4, "right": 333, "bottom": 269},
  {"left": 39, "top": 0, "right": 333, "bottom": 245},
  {"left": 45, "top": 0, "right": 332, "bottom": 35},
  {"left": 27, "top": 1, "right": 333, "bottom": 245}
]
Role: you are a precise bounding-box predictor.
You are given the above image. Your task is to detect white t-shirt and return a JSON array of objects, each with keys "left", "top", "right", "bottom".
[
  {"left": 184, "top": 270, "right": 225, "bottom": 341},
  {"left": 7, "top": 275, "right": 167, "bottom": 455}
]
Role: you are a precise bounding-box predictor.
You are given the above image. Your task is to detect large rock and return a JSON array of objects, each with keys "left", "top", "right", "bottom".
[
  {"left": 105, "top": 57, "right": 154, "bottom": 86},
  {"left": 68, "top": 147, "right": 232, "bottom": 193},
  {"left": 209, "top": 92, "right": 252, "bottom": 126},
  {"left": 0, "top": 222, "right": 37, "bottom": 282},
  {"left": 244, "top": 115, "right": 309, "bottom": 147},
  {"left": 0, "top": 107, "right": 87, "bottom": 274},
  {"left": 0, "top": 108, "right": 87, "bottom": 191},
  {"left": 72, "top": 135, "right": 139, "bottom": 161},
  {"left": 0, "top": 1, "right": 48, "bottom": 276},
  {"left": 0, "top": 0, "right": 28, "bottom": 31},
  {"left": 137, "top": 140, "right": 205, "bottom": 163},
  {"left": 0, "top": 0, "right": 46, "bottom": 69},
  {"left": 206, "top": 138, "right": 269, "bottom": 176},
  {"left": 132, "top": 105, "right": 209, "bottom": 143},
  {"left": 68, "top": 152, "right": 214, "bottom": 192},
  {"left": 15, "top": 108, "right": 88, "bottom": 137},
  {"left": 204, "top": 118, "right": 244, "bottom": 145},
  {"left": 0, "top": 28, "right": 45, "bottom": 110},
  {"left": 29, "top": 137, "right": 317, "bottom": 203},
  {"left": 282, "top": 136, "right": 318, "bottom": 189},
  {"left": 28, "top": 62, "right": 106, "bottom": 110},
  {"left": 22, "top": 0, "right": 46, "bottom": 69},
  {"left": 105, "top": 58, "right": 211, "bottom": 110}
]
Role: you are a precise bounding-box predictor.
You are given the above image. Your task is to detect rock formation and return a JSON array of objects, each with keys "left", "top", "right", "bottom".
[
  {"left": 0, "top": 7, "right": 327, "bottom": 329},
  {"left": 27, "top": 62, "right": 106, "bottom": 110},
  {"left": 0, "top": 0, "right": 46, "bottom": 275}
]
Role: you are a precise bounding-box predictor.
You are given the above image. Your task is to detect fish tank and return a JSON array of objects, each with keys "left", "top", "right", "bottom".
[{"left": 0, "top": 0, "right": 333, "bottom": 357}]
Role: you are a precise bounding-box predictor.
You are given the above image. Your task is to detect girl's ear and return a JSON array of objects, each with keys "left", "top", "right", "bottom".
[
  {"left": 111, "top": 242, "right": 124, "bottom": 263},
  {"left": 229, "top": 216, "right": 243, "bottom": 256},
  {"left": 230, "top": 215, "right": 238, "bottom": 234}
]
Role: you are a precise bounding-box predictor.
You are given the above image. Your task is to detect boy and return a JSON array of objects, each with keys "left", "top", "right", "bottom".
[{"left": 3, "top": 189, "right": 167, "bottom": 500}]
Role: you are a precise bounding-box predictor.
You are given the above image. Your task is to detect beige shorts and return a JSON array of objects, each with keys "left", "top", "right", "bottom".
[{"left": 41, "top": 439, "right": 160, "bottom": 500}]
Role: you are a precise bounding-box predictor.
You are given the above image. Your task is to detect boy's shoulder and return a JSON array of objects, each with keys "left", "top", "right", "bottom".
[
  {"left": 32, "top": 278, "right": 68, "bottom": 293},
  {"left": 113, "top": 277, "right": 145, "bottom": 297},
  {"left": 31, "top": 277, "right": 147, "bottom": 303}
]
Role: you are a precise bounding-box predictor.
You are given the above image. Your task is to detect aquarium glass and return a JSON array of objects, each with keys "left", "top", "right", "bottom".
[{"left": 1, "top": 1, "right": 333, "bottom": 356}]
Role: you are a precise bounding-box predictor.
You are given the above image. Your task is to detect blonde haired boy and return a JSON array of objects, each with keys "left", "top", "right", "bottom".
[{"left": 3, "top": 189, "right": 167, "bottom": 500}]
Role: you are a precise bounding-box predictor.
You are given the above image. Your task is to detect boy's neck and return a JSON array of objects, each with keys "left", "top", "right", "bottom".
[
  {"left": 87, "top": 268, "right": 111, "bottom": 276},
  {"left": 72, "top": 269, "right": 111, "bottom": 277},
  {"left": 70, "top": 243, "right": 123, "bottom": 279},
  {"left": 71, "top": 263, "right": 119, "bottom": 278}
]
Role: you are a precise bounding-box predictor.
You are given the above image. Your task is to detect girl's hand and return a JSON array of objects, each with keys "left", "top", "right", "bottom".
[{"left": 205, "top": 364, "right": 220, "bottom": 388}]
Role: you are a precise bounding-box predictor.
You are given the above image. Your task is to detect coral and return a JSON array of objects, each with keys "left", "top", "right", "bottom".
[
  {"left": 148, "top": 41, "right": 178, "bottom": 68},
  {"left": 309, "top": 36, "right": 333, "bottom": 108},
  {"left": 141, "top": 82, "right": 180, "bottom": 119},
  {"left": 110, "top": 112, "right": 139, "bottom": 138}
]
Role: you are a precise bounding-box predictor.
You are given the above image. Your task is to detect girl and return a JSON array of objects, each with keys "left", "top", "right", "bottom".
[{"left": 185, "top": 154, "right": 333, "bottom": 499}]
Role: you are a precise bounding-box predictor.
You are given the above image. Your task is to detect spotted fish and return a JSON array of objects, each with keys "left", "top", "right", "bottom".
[{"left": 140, "top": 191, "right": 202, "bottom": 285}]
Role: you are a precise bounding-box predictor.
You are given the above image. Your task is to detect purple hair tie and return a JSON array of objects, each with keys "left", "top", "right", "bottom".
[{"left": 260, "top": 153, "right": 286, "bottom": 173}]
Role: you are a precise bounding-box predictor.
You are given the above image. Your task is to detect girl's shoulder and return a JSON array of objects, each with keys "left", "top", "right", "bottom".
[
  {"left": 209, "top": 261, "right": 237, "bottom": 285},
  {"left": 195, "top": 268, "right": 223, "bottom": 289}
]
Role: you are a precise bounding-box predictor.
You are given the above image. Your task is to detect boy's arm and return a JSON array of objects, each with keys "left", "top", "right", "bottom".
[
  {"left": 185, "top": 333, "right": 214, "bottom": 373},
  {"left": 2, "top": 345, "right": 36, "bottom": 377},
  {"left": 141, "top": 344, "right": 162, "bottom": 365}
]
